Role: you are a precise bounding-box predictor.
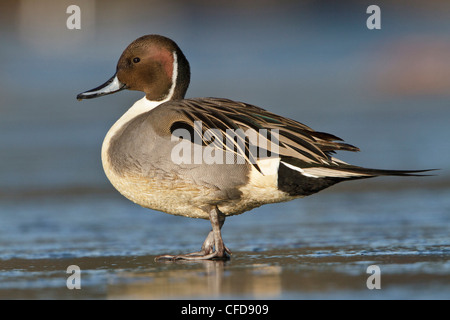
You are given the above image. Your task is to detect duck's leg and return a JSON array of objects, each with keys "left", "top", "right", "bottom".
[{"left": 155, "top": 207, "right": 231, "bottom": 261}]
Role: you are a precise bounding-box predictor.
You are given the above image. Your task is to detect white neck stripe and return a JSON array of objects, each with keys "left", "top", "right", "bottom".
[{"left": 165, "top": 51, "right": 178, "bottom": 101}]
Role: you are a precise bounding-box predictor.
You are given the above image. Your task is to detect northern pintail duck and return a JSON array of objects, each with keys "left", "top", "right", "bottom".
[{"left": 77, "top": 35, "right": 431, "bottom": 260}]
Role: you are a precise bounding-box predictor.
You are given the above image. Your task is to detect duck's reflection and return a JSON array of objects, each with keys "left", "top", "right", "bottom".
[{"left": 107, "top": 259, "right": 282, "bottom": 299}]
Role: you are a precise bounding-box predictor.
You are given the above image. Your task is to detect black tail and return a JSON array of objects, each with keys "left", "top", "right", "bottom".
[
  {"left": 278, "top": 159, "right": 437, "bottom": 197},
  {"left": 280, "top": 157, "right": 437, "bottom": 180}
]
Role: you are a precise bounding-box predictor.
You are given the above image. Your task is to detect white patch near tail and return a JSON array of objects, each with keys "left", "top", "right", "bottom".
[
  {"left": 237, "top": 157, "right": 294, "bottom": 207},
  {"left": 258, "top": 157, "right": 280, "bottom": 176}
]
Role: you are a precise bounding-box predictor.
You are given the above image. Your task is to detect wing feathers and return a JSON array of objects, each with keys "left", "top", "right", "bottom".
[{"left": 169, "top": 97, "right": 356, "bottom": 168}]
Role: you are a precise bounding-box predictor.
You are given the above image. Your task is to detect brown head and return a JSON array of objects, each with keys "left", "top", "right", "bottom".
[{"left": 77, "top": 35, "right": 190, "bottom": 101}]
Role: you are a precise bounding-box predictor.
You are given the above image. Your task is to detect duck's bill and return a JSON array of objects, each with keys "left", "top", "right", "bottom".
[{"left": 77, "top": 74, "right": 126, "bottom": 100}]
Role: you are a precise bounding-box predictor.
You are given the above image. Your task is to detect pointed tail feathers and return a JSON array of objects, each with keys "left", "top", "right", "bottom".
[
  {"left": 325, "top": 166, "right": 437, "bottom": 179},
  {"left": 280, "top": 160, "right": 437, "bottom": 180}
]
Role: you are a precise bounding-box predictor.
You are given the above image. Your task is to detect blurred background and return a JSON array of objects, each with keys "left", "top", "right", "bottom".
[
  {"left": 0, "top": 0, "right": 449, "bottom": 299},
  {"left": 1, "top": 0, "right": 449, "bottom": 193}
]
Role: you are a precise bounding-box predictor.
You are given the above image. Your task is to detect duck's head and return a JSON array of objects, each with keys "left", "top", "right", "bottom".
[{"left": 77, "top": 35, "right": 190, "bottom": 102}]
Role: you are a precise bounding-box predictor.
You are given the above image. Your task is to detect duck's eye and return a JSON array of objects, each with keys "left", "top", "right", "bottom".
[{"left": 133, "top": 57, "right": 140, "bottom": 63}]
